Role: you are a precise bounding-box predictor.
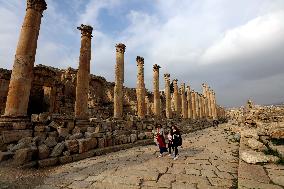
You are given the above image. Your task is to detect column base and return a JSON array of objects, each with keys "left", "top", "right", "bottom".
[{"left": 0, "top": 115, "right": 31, "bottom": 131}]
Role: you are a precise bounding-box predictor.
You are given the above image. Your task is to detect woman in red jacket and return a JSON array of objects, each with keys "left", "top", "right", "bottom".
[{"left": 156, "top": 132, "right": 168, "bottom": 158}]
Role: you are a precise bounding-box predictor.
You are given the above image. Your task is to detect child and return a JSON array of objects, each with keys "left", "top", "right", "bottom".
[
  {"left": 156, "top": 132, "right": 168, "bottom": 158},
  {"left": 167, "top": 129, "right": 174, "bottom": 156},
  {"left": 172, "top": 126, "right": 182, "bottom": 160}
]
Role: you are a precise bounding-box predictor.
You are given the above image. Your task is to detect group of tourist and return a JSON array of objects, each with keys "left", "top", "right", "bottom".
[{"left": 154, "top": 125, "right": 182, "bottom": 160}]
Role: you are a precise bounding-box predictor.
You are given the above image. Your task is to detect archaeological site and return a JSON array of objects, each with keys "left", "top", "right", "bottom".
[{"left": 0, "top": 0, "right": 283, "bottom": 189}]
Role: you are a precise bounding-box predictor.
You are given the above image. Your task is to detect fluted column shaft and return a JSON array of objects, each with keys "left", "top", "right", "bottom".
[
  {"left": 136, "top": 56, "right": 146, "bottom": 119},
  {"left": 113, "top": 43, "right": 126, "bottom": 119},
  {"left": 153, "top": 64, "right": 161, "bottom": 117},
  {"left": 4, "top": 0, "right": 47, "bottom": 116},
  {"left": 75, "top": 25, "right": 93, "bottom": 120},
  {"left": 164, "top": 74, "right": 172, "bottom": 119}
]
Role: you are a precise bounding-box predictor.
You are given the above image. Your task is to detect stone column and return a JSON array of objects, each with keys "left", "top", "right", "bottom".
[
  {"left": 191, "top": 91, "right": 196, "bottom": 120},
  {"left": 153, "top": 64, "right": 161, "bottom": 117},
  {"left": 75, "top": 24, "right": 93, "bottom": 120},
  {"left": 173, "top": 79, "right": 180, "bottom": 117},
  {"left": 136, "top": 56, "right": 146, "bottom": 119},
  {"left": 206, "top": 85, "right": 212, "bottom": 119},
  {"left": 113, "top": 43, "right": 126, "bottom": 119},
  {"left": 164, "top": 73, "right": 172, "bottom": 119},
  {"left": 212, "top": 91, "right": 217, "bottom": 119},
  {"left": 186, "top": 86, "right": 192, "bottom": 119},
  {"left": 181, "top": 83, "right": 188, "bottom": 119},
  {"left": 4, "top": 0, "right": 47, "bottom": 116},
  {"left": 209, "top": 89, "right": 214, "bottom": 119},
  {"left": 145, "top": 96, "right": 151, "bottom": 116},
  {"left": 196, "top": 93, "right": 201, "bottom": 119},
  {"left": 202, "top": 83, "right": 209, "bottom": 119}
]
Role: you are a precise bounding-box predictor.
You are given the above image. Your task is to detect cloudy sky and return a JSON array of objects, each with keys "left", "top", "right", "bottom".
[{"left": 0, "top": 0, "right": 284, "bottom": 107}]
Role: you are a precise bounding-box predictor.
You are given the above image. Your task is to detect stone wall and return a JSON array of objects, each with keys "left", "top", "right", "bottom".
[{"left": 0, "top": 65, "right": 168, "bottom": 119}]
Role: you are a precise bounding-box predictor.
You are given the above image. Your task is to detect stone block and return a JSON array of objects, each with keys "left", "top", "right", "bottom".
[
  {"left": 48, "top": 121, "right": 60, "bottom": 129},
  {"left": 130, "top": 134, "right": 137, "bottom": 143},
  {"left": 59, "top": 155, "right": 72, "bottom": 164},
  {"left": 50, "top": 142, "right": 65, "bottom": 157},
  {"left": 78, "top": 138, "right": 97, "bottom": 153},
  {"left": 97, "top": 138, "right": 105, "bottom": 148},
  {"left": 87, "top": 127, "right": 96, "bottom": 133},
  {"left": 13, "top": 122, "right": 31, "bottom": 130},
  {"left": 38, "top": 157, "right": 58, "bottom": 167},
  {"left": 145, "top": 132, "right": 153, "bottom": 139},
  {"left": 67, "top": 121, "right": 75, "bottom": 131},
  {"left": 34, "top": 126, "right": 47, "bottom": 132},
  {"left": 138, "top": 132, "right": 146, "bottom": 140},
  {"left": 38, "top": 144, "right": 50, "bottom": 160},
  {"left": 44, "top": 137, "right": 58, "bottom": 148},
  {"left": 0, "top": 152, "right": 14, "bottom": 162},
  {"left": 34, "top": 132, "right": 47, "bottom": 141},
  {"left": 72, "top": 150, "right": 95, "bottom": 161},
  {"left": 14, "top": 147, "right": 37, "bottom": 165},
  {"left": 2, "top": 130, "right": 32, "bottom": 144},
  {"left": 48, "top": 131, "right": 58, "bottom": 137},
  {"left": 38, "top": 113, "right": 50, "bottom": 123},
  {"left": 57, "top": 127, "right": 69, "bottom": 138},
  {"left": 69, "top": 133, "right": 83, "bottom": 140},
  {"left": 31, "top": 114, "right": 39, "bottom": 122},
  {"left": 65, "top": 140, "right": 79, "bottom": 153}
]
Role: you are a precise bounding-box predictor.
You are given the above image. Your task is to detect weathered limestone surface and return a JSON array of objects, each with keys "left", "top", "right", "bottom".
[
  {"left": 180, "top": 83, "right": 188, "bottom": 119},
  {"left": 191, "top": 91, "right": 197, "bottom": 120},
  {"left": 173, "top": 79, "right": 180, "bottom": 117},
  {"left": 4, "top": 0, "right": 47, "bottom": 116},
  {"left": 75, "top": 24, "right": 93, "bottom": 120},
  {"left": 164, "top": 74, "right": 172, "bottom": 119},
  {"left": 113, "top": 43, "right": 126, "bottom": 119},
  {"left": 153, "top": 64, "right": 161, "bottom": 117},
  {"left": 186, "top": 86, "right": 192, "bottom": 119},
  {"left": 136, "top": 56, "right": 146, "bottom": 119}
]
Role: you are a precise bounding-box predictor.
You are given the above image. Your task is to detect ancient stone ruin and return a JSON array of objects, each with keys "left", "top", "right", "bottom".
[{"left": 0, "top": 0, "right": 226, "bottom": 168}]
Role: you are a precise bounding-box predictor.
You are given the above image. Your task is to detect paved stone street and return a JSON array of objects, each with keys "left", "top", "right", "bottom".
[{"left": 32, "top": 124, "right": 238, "bottom": 189}]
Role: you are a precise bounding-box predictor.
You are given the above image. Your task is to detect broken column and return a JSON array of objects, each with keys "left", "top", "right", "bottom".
[
  {"left": 136, "top": 56, "right": 146, "bottom": 119},
  {"left": 173, "top": 79, "right": 181, "bottom": 117},
  {"left": 164, "top": 73, "right": 172, "bottom": 119},
  {"left": 181, "top": 83, "right": 188, "bottom": 119},
  {"left": 75, "top": 24, "right": 93, "bottom": 120},
  {"left": 186, "top": 85, "right": 192, "bottom": 119},
  {"left": 113, "top": 43, "right": 126, "bottom": 119},
  {"left": 153, "top": 64, "right": 161, "bottom": 117},
  {"left": 212, "top": 91, "right": 217, "bottom": 119},
  {"left": 4, "top": 0, "right": 47, "bottom": 117}
]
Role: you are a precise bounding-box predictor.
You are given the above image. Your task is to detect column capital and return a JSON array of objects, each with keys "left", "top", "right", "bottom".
[
  {"left": 116, "top": 43, "right": 126, "bottom": 53},
  {"left": 153, "top": 64, "right": 161, "bottom": 71},
  {"left": 164, "top": 73, "right": 170, "bottom": 78},
  {"left": 180, "top": 83, "right": 185, "bottom": 89},
  {"left": 173, "top": 79, "right": 178, "bottom": 83},
  {"left": 27, "top": 0, "right": 47, "bottom": 14},
  {"left": 136, "top": 56, "right": 144, "bottom": 65},
  {"left": 77, "top": 24, "right": 93, "bottom": 38}
]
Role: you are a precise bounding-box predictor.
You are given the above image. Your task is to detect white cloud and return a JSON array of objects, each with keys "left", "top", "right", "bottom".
[{"left": 201, "top": 11, "right": 284, "bottom": 64}]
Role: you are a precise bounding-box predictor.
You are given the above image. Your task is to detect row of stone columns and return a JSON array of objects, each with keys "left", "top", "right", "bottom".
[{"left": 1, "top": 0, "right": 221, "bottom": 123}]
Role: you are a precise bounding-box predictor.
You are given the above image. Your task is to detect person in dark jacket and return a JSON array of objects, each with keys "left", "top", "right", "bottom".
[{"left": 171, "top": 126, "right": 182, "bottom": 160}]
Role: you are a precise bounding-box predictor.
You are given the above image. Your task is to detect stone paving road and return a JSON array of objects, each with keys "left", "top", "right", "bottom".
[{"left": 33, "top": 124, "right": 239, "bottom": 189}]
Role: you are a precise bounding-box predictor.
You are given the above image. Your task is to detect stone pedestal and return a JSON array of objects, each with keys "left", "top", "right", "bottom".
[
  {"left": 113, "top": 43, "right": 126, "bottom": 119},
  {"left": 75, "top": 24, "right": 93, "bottom": 120},
  {"left": 164, "top": 74, "right": 172, "bottom": 119},
  {"left": 4, "top": 0, "right": 47, "bottom": 117},
  {"left": 181, "top": 83, "right": 188, "bottom": 119},
  {"left": 136, "top": 56, "right": 146, "bottom": 119},
  {"left": 153, "top": 64, "right": 161, "bottom": 117}
]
